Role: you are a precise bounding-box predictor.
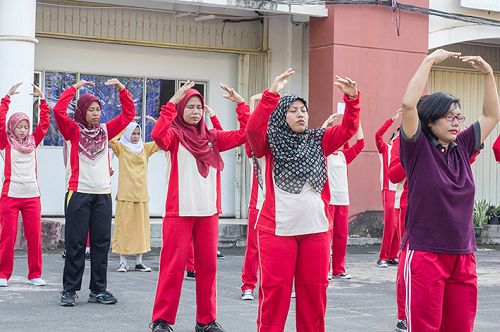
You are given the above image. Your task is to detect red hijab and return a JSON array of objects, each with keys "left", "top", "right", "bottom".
[
  {"left": 170, "top": 89, "right": 224, "bottom": 177},
  {"left": 74, "top": 94, "right": 107, "bottom": 165}
]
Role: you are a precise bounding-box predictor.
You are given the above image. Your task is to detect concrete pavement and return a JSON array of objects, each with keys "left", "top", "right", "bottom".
[{"left": 1, "top": 246, "right": 499, "bottom": 331}]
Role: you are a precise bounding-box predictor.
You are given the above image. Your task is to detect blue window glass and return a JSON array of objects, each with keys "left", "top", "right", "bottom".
[
  {"left": 79, "top": 75, "right": 142, "bottom": 137},
  {"left": 44, "top": 71, "right": 78, "bottom": 146},
  {"left": 144, "top": 79, "right": 176, "bottom": 142}
]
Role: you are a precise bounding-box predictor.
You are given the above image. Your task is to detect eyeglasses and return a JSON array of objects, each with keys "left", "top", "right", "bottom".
[{"left": 443, "top": 113, "right": 466, "bottom": 123}]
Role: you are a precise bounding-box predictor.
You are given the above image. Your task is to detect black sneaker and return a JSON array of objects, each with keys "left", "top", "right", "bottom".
[
  {"left": 395, "top": 319, "right": 407, "bottom": 332},
  {"left": 61, "top": 250, "right": 66, "bottom": 259},
  {"left": 377, "top": 260, "right": 388, "bottom": 268},
  {"left": 88, "top": 290, "right": 118, "bottom": 304},
  {"left": 387, "top": 258, "right": 399, "bottom": 266},
  {"left": 216, "top": 251, "right": 225, "bottom": 259},
  {"left": 150, "top": 320, "right": 174, "bottom": 332},
  {"left": 60, "top": 290, "right": 77, "bottom": 306},
  {"left": 195, "top": 321, "right": 225, "bottom": 332},
  {"left": 135, "top": 263, "right": 152, "bottom": 272},
  {"left": 186, "top": 271, "right": 196, "bottom": 280}
]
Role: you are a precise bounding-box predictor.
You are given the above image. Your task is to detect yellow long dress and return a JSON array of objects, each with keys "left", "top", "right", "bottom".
[{"left": 109, "top": 139, "right": 160, "bottom": 255}]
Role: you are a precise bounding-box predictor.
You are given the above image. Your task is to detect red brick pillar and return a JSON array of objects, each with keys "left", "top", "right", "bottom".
[{"left": 309, "top": 1, "right": 429, "bottom": 216}]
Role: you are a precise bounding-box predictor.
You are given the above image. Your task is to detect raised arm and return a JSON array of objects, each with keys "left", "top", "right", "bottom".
[
  {"left": 204, "top": 105, "right": 223, "bottom": 131},
  {"left": 401, "top": 49, "right": 461, "bottom": 140},
  {"left": 0, "top": 83, "right": 21, "bottom": 149},
  {"left": 145, "top": 115, "right": 157, "bottom": 125},
  {"left": 249, "top": 93, "right": 262, "bottom": 113},
  {"left": 151, "top": 102, "right": 177, "bottom": 151},
  {"left": 344, "top": 124, "right": 364, "bottom": 164},
  {"left": 322, "top": 76, "right": 360, "bottom": 156},
  {"left": 460, "top": 56, "right": 500, "bottom": 143},
  {"left": 151, "top": 81, "right": 195, "bottom": 151},
  {"left": 216, "top": 83, "right": 249, "bottom": 151},
  {"left": 246, "top": 69, "right": 294, "bottom": 157},
  {"left": 0, "top": 96, "right": 9, "bottom": 150},
  {"left": 30, "top": 84, "right": 50, "bottom": 146},
  {"left": 388, "top": 136, "right": 406, "bottom": 183},
  {"left": 53, "top": 80, "right": 94, "bottom": 140},
  {"left": 375, "top": 111, "right": 400, "bottom": 153},
  {"left": 104, "top": 79, "right": 136, "bottom": 140}
]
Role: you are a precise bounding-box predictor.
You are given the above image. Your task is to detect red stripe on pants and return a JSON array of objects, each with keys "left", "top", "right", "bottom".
[
  {"left": 152, "top": 215, "right": 218, "bottom": 325},
  {"left": 402, "top": 248, "right": 477, "bottom": 332},
  {"left": 257, "top": 230, "right": 329, "bottom": 332},
  {"left": 396, "top": 207, "right": 407, "bottom": 320},
  {"left": 241, "top": 207, "right": 259, "bottom": 292},
  {"left": 0, "top": 196, "right": 42, "bottom": 280},
  {"left": 379, "top": 190, "right": 399, "bottom": 261},
  {"left": 329, "top": 205, "right": 349, "bottom": 275}
]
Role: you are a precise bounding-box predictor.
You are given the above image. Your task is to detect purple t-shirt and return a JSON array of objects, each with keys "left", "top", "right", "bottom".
[{"left": 400, "top": 121, "right": 482, "bottom": 254}]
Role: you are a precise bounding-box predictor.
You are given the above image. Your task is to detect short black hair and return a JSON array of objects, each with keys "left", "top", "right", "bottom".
[{"left": 417, "top": 92, "right": 460, "bottom": 139}]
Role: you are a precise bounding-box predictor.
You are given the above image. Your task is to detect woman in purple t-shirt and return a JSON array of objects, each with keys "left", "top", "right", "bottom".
[{"left": 399, "top": 49, "right": 500, "bottom": 332}]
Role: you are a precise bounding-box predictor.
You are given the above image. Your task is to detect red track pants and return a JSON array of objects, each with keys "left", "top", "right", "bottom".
[
  {"left": 396, "top": 207, "right": 407, "bottom": 320},
  {"left": 152, "top": 215, "right": 218, "bottom": 325},
  {"left": 329, "top": 205, "right": 349, "bottom": 275},
  {"left": 0, "top": 196, "right": 42, "bottom": 280},
  {"left": 241, "top": 207, "right": 259, "bottom": 292},
  {"left": 257, "top": 230, "right": 330, "bottom": 332},
  {"left": 401, "top": 246, "right": 477, "bottom": 332},
  {"left": 378, "top": 190, "right": 399, "bottom": 261}
]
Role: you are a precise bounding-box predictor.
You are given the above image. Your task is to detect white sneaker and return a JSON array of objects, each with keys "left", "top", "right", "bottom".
[
  {"left": 27, "top": 278, "right": 46, "bottom": 286},
  {"left": 328, "top": 274, "right": 333, "bottom": 280},
  {"left": 0, "top": 278, "right": 7, "bottom": 287},
  {"left": 117, "top": 263, "right": 128, "bottom": 272},
  {"left": 291, "top": 292, "right": 296, "bottom": 298},
  {"left": 241, "top": 289, "right": 254, "bottom": 300},
  {"left": 332, "top": 273, "right": 352, "bottom": 280}
]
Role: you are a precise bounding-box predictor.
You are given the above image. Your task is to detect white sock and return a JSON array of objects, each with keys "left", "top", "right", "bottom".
[
  {"left": 120, "top": 255, "right": 128, "bottom": 266},
  {"left": 136, "top": 254, "right": 143, "bottom": 265}
]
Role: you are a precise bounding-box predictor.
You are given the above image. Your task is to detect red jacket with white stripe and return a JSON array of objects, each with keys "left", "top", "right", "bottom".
[
  {"left": 388, "top": 136, "right": 407, "bottom": 209},
  {"left": 246, "top": 90, "right": 360, "bottom": 236},
  {"left": 0, "top": 96, "right": 50, "bottom": 198},
  {"left": 53, "top": 86, "right": 136, "bottom": 194},
  {"left": 375, "top": 118, "right": 397, "bottom": 192},
  {"left": 152, "top": 101, "right": 249, "bottom": 217}
]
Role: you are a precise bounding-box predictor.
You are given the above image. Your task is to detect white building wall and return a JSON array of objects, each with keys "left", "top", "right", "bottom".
[{"left": 429, "top": 0, "right": 500, "bottom": 49}]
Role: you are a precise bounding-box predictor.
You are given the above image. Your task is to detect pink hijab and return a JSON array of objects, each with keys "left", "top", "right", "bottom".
[
  {"left": 170, "top": 89, "right": 224, "bottom": 177},
  {"left": 7, "top": 112, "right": 36, "bottom": 154},
  {"left": 74, "top": 94, "right": 107, "bottom": 165}
]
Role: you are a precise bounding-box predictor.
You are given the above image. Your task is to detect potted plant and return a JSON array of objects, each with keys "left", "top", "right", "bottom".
[
  {"left": 487, "top": 203, "right": 499, "bottom": 225},
  {"left": 473, "top": 199, "right": 489, "bottom": 239}
]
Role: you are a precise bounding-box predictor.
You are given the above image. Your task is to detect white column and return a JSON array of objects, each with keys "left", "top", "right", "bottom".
[
  {"left": 268, "top": 15, "right": 306, "bottom": 97},
  {"left": 0, "top": 0, "right": 37, "bottom": 120}
]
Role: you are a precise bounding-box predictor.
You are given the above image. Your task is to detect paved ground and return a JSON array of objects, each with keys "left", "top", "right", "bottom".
[{"left": 1, "top": 245, "right": 500, "bottom": 331}]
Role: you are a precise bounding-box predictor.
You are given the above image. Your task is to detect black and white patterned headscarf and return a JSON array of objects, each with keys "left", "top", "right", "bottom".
[{"left": 267, "top": 94, "right": 327, "bottom": 194}]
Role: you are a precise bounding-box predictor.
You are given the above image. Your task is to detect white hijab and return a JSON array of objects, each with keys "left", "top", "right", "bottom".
[{"left": 119, "top": 122, "right": 144, "bottom": 154}]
